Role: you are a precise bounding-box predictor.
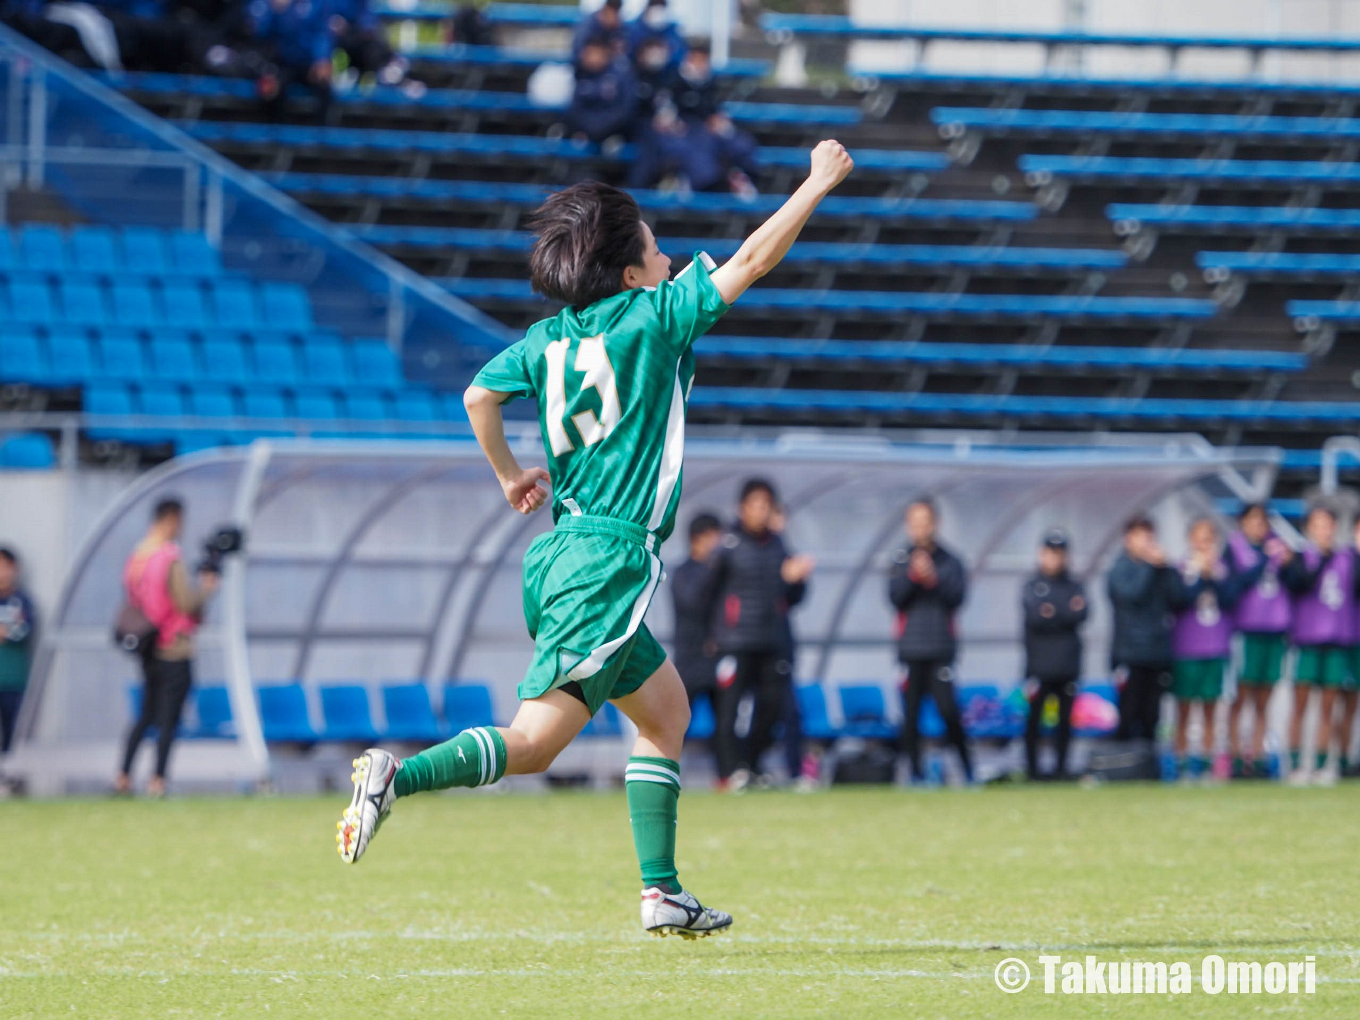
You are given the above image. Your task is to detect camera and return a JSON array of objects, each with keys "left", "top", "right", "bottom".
[{"left": 197, "top": 525, "right": 245, "bottom": 575}]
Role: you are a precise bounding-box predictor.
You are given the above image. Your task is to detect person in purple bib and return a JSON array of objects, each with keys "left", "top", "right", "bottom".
[
  {"left": 1224, "top": 504, "right": 1294, "bottom": 778},
  {"left": 1280, "top": 505, "right": 1360, "bottom": 784},
  {"left": 1170, "top": 518, "right": 1253, "bottom": 780}
]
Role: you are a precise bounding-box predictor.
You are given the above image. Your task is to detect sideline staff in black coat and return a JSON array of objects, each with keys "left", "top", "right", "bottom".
[
  {"left": 705, "top": 479, "right": 813, "bottom": 787},
  {"left": 889, "top": 499, "right": 973, "bottom": 783},
  {"left": 1107, "top": 515, "right": 1179, "bottom": 744},
  {"left": 1021, "top": 529, "right": 1088, "bottom": 779}
]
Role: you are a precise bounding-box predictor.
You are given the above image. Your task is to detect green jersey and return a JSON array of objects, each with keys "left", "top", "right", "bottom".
[{"left": 472, "top": 252, "right": 729, "bottom": 543}]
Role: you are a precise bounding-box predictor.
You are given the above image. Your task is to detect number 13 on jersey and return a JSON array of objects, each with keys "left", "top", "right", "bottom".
[{"left": 543, "top": 335, "right": 621, "bottom": 456}]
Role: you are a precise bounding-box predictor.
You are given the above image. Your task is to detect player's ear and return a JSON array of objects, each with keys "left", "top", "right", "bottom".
[{"left": 621, "top": 264, "right": 642, "bottom": 289}]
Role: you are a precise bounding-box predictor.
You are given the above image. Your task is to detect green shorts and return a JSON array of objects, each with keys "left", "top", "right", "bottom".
[
  {"left": 1173, "top": 658, "right": 1225, "bottom": 701},
  {"left": 518, "top": 515, "right": 668, "bottom": 716},
  {"left": 1239, "top": 632, "right": 1288, "bottom": 687},
  {"left": 1294, "top": 645, "right": 1355, "bottom": 689}
]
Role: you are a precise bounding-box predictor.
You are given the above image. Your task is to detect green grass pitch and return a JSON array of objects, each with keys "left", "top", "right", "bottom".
[{"left": 6, "top": 784, "right": 1360, "bottom": 1018}]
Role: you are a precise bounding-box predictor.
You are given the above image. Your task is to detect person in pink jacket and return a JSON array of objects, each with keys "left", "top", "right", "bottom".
[{"left": 115, "top": 498, "right": 218, "bottom": 797}]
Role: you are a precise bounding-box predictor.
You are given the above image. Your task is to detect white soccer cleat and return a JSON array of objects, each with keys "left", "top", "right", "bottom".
[
  {"left": 641, "top": 887, "right": 733, "bottom": 940},
  {"left": 337, "top": 748, "right": 400, "bottom": 864}
]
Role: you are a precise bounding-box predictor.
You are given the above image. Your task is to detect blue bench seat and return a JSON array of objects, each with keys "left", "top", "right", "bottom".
[
  {"left": 935, "top": 106, "right": 1360, "bottom": 140},
  {"left": 1109, "top": 203, "right": 1360, "bottom": 232},
  {"left": 1024, "top": 155, "right": 1360, "bottom": 185}
]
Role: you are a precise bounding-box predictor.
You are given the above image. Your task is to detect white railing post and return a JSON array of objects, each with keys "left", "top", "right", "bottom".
[{"left": 25, "top": 65, "right": 44, "bottom": 188}]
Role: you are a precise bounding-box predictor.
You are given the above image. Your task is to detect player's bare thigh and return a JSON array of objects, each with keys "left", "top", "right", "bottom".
[
  {"left": 502, "top": 687, "right": 592, "bottom": 775},
  {"left": 612, "top": 657, "right": 691, "bottom": 760}
]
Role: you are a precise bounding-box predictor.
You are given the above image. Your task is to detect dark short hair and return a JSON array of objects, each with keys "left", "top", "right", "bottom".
[
  {"left": 1124, "top": 514, "right": 1154, "bottom": 534},
  {"left": 528, "top": 182, "right": 647, "bottom": 309},
  {"left": 1239, "top": 502, "right": 1268, "bottom": 521},
  {"left": 739, "top": 477, "right": 776, "bottom": 504},
  {"left": 153, "top": 497, "right": 184, "bottom": 522},
  {"left": 602, "top": 0, "right": 622, "bottom": 9},
  {"left": 687, "top": 38, "right": 711, "bottom": 57},
  {"left": 0, "top": 547, "right": 16, "bottom": 567},
  {"left": 1308, "top": 503, "right": 1338, "bottom": 523},
  {"left": 688, "top": 513, "right": 721, "bottom": 540}
]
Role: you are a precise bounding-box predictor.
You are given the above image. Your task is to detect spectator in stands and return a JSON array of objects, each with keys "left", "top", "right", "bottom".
[
  {"left": 0, "top": 547, "right": 36, "bottom": 760},
  {"left": 889, "top": 499, "right": 973, "bottom": 784},
  {"left": 449, "top": 1, "right": 493, "bottom": 46},
  {"left": 769, "top": 500, "right": 810, "bottom": 790},
  {"left": 116, "top": 498, "right": 218, "bottom": 796},
  {"left": 571, "top": 0, "right": 624, "bottom": 62},
  {"left": 1281, "top": 505, "right": 1359, "bottom": 784},
  {"left": 674, "top": 41, "right": 759, "bottom": 198},
  {"left": 329, "top": 0, "right": 424, "bottom": 96},
  {"left": 1224, "top": 504, "right": 1292, "bottom": 778},
  {"left": 245, "top": 0, "right": 335, "bottom": 121},
  {"left": 1168, "top": 518, "right": 1249, "bottom": 781},
  {"left": 1020, "top": 529, "right": 1086, "bottom": 781},
  {"left": 1107, "top": 515, "right": 1177, "bottom": 747},
  {"left": 626, "top": 0, "right": 685, "bottom": 73},
  {"left": 671, "top": 512, "right": 721, "bottom": 711},
  {"left": 706, "top": 478, "right": 813, "bottom": 791},
  {"left": 568, "top": 31, "right": 636, "bottom": 145}
]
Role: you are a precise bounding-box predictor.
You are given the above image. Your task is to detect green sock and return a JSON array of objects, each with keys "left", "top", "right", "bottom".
[
  {"left": 625, "top": 756, "right": 681, "bottom": 893},
  {"left": 394, "top": 727, "right": 507, "bottom": 797},
  {"left": 1316, "top": 751, "right": 1329, "bottom": 772},
  {"left": 1290, "top": 749, "right": 1301, "bottom": 770}
]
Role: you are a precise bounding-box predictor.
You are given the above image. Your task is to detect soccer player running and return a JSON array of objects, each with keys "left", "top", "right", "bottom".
[{"left": 336, "top": 141, "right": 855, "bottom": 938}]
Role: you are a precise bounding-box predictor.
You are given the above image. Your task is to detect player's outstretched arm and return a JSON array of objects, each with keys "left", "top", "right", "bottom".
[
  {"left": 709, "top": 140, "right": 854, "bottom": 306},
  {"left": 464, "top": 385, "right": 549, "bottom": 514}
]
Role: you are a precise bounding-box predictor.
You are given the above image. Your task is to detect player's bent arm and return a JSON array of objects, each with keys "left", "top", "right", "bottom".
[
  {"left": 464, "top": 384, "right": 550, "bottom": 514},
  {"left": 710, "top": 139, "right": 854, "bottom": 306}
]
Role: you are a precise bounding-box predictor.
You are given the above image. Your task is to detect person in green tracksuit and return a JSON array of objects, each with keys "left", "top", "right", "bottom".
[
  {"left": 332, "top": 141, "right": 855, "bottom": 939},
  {"left": 0, "top": 547, "right": 36, "bottom": 759}
]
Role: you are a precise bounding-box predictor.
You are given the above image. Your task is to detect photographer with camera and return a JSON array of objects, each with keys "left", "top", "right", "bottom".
[{"left": 115, "top": 498, "right": 222, "bottom": 797}]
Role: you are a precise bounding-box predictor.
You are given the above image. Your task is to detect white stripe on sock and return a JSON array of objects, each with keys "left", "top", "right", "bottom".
[
  {"left": 467, "top": 727, "right": 491, "bottom": 786},
  {"left": 625, "top": 762, "right": 681, "bottom": 785},
  {"left": 624, "top": 772, "right": 681, "bottom": 789},
  {"left": 475, "top": 727, "right": 499, "bottom": 785}
]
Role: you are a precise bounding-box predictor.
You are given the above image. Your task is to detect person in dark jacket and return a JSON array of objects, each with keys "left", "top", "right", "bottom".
[
  {"left": 571, "top": 0, "right": 624, "bottom": 62},
  {"left": 705, "top": 478, "right": 813, "bottom": 789},
  {"left": 1107, "top": 515, "right": 1179, "bottom": 745},
  {"left": 0, "top": 547, "right": 36, "bottom": 758},
  {"left": 245, "top": 0, "right": 335, "bottom": 120},
  {"left": 673, "top": 42, "right": 759, "bottom": 198},
  {"left": 568, "top": 33, "right": 637, "bottom": 144},
  {"left": 625, "top": 0, "right": 686, "bottom": 74},
  {"left": 889, "top": 499, "right": 972, "bottom": 783},
  {"left": 671, "top": 513, "right": 721, "bottom": 706},
  {"left": 1021, "top": 529, "right": 1087, "bottom": 780}
]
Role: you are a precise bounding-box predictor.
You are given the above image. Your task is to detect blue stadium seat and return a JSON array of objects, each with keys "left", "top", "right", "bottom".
[
  {"left": 382, "top": 683, "right": 445, "bottom": 742},
  {"left": 0, "top": 229, "right": 13, "bottom": 270},
  {"left": 1022, "top": 154, "right": 1360, "bottom": 185},
  {"left": 0, "top": 432, "right": 56, "bottom": 469},
  {"left": 686, "top": 692, "right": 716, "bottom": 740},
  {"left": 84, "top": 382, "right": 143, "bottom": 442},
  {"left": 169, "top": 231, "right": 220, "bottom": 274},
  {"left": 1109, "top": 203, "right": 1360, "bottom": 232},
  {"left": 58, "top": 280, "right": 107, "bottom": 326},
  {"left": 19, "top": 224, "right": 66, "bottom": 272},
  {"left": 175, "top": 433, "right": 232, "bottom": 455},
  {"left": 341, "top": 390, "right": 392, "bottom": 435},
  {"left": 0, "top": 328, "right": 51, "bottom": 385},
  {"left": 192, "top": 686, "right": 235, "bottom": 738},
  {"left": 836, "top": 684, "right": 897, "bottom": 740},
  {"left": 211, "top": 280, "right": 260, "bottom": 328},
  {"left": 199, "top": 339, "right": 250, "bottom": 386},
  {"left": 252, "top": 342, "right": 300, "bottom": 386},
  {"left": 443, "top": 683, "right": 496, "bottom": 731},
  {"left": 581, "top": 702, "right": 623, "bottom": 737},
  {"left": 148, "top": 337, "right": 200, "bottom": 381},
  {"left": 260, "top": 282, "right": 312, "bottom": 331},
  {"left": 188, "top": 384, "right": 239, "bottom": 419},
  {"left": 98, "top": 337, "right": 148, "bottom": 382},
  {"left": 301, "top": 341, "right": 352, "bottom": 387},
  {"left": 45, "top": 328, "right": 96, "bottom": 386},
  {"left": 135, "top": 383, "right": 185, "bottom": 443},
  {"left": 121, "top": 226, "right": 170, "bottom": 274},
  {"left": 394, "top": 389, "right": 438, "bottom": 422},
  {"left": 294, "top": 389, "right": 340, "bottom": 421},
  {"left": 351, "top": 340, "right": 403, "bottom": 388},
  {"left": 110, "top": 281, "right": 160, "bottom": 327},
  {"left": 9, "top": 278, "right": 55, "bottom": 324},
  {"left": 71, "top": 226, "right": 118, "bottom": 273},
  {"left": 257, "top": 683, "right": 318, "bottom": 742},
  {"left": 795, "top": 684, "right": 838, "bottom": 741},
  {"left": 319, "top": 685, "right": 380, "bottom": 742},
  {"left": 162, "top": 282, "right": 208, "bottom": 329},
  {"left": 242, "top": 387, "right": 290, "bottom": 420}
]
